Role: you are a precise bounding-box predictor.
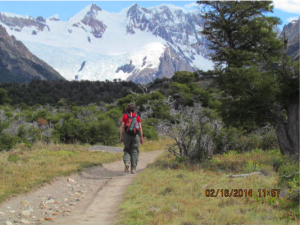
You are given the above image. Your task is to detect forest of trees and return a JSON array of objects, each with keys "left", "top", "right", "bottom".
[
  {"left": 0, "top": 71, "right": 279, "bottom": 156},
  {"left": 0, "top": 79, "right": 140, "bottom": 106}
]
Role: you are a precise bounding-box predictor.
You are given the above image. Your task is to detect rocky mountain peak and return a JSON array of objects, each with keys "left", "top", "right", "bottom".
[
  {"left": 80, "top": 4, "right": 106, "bottom": 38},
  {"left": 36, "top": 16, "right": 46, "bottom": 23},
  {"left": 157, "top": 5, "right": 175, "bottom": 21},
  {"left": 0, "top": 25, "right": 64, "bottom": 83},
  {"left": 0, "top": 25, "right": 31, "bottom": 58},
  {"left": 0, "top": 13, "right": 49, "bottom": 32},
  {"left": 129, "top": 3, "right": 139, "bottom": 10},
  {"left": 280, "top": 17, "right": 299, "bottom": 61},
  {"left": 49, "top": 14, "right": 60, "bottom": 21},
  {"left": 0, "top": 24, "right": 8, "bottom": 37},
  {"left": 127, "top": 3, "right": 144, "bottom": 19},
  {"left": 126, "top": 3, "right": 151, "bottom": 34},
  {"left": 86, "top": 4, "right": 102, "bottom": 17},
  {"left": 0, "top": 25, "right": 12, "bottom": 48}
]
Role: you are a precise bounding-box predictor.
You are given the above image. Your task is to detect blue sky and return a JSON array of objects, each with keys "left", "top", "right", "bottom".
[{"left": 0, "top": 1, "right": 299, "bottom": 30}]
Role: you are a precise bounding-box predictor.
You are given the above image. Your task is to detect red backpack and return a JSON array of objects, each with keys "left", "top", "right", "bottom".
[{"left": 125, "top": 113, "right": 140, "bottom": 135}]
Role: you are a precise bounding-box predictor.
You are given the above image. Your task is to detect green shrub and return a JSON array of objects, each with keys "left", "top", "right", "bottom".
[
  {"left": 278, "top": 159, "right": 299, "bottom": 203},
  {"left": 261, "top": 129, "right": 278, "bottom": 150},
  {"left": 142, "top": 124, "right": 158, "bottom": 141},
  {"left": 151, "top": 103, "right": 171, "bottom": 120},
  {"left": 213, "top": 126, "right": 278, "bottom": 154},
  {"left": 213, "top": 127, "right": 244, "bottom": 153},
  {"left": 53, "top": 118, "right": 83, "bottom": 143},
  {"left": 0, "top": 119, "right": 10, "bottom": 133},
  {"left": 31, "top": 109, "right": 48, "bottom": 122},
  {"left": 105, "top": 107, "right": 123, "bottom": 126},
  {"left": 89, "top": 118, "right": 119, "bottom": 145},
  {"left": 278, "top": 160, "right": 299, "bottom": 186},
  {"left": 18, "top": 125, "right": 41, "bottom": 142},
  {"left": 143, "top": 118, "right": 158, "bottom": 126},
  {"left": 0, "top": 133, "right": 18, "bottom": 151},
  {"left": 245, "top": 133, "right": 261, "bottom": 150},
  {"left": 171, "top": 71, "right": 195, "bottom": 83}
]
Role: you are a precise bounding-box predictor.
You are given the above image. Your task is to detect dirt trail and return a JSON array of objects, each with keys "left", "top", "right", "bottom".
[
  {"left": 0, "top": 149, "right": 163, "bottom": 225},
  {"left": 55, "top": 150, "right": 163, "bottom": 225}
]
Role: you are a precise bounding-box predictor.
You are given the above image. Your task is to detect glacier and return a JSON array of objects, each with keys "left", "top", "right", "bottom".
[{"left": 0, "top": 3, "right": 214, "bottom": 83}]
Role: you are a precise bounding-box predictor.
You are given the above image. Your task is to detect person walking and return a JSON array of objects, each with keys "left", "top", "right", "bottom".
[{"left": 120, "top": 103, "right": 144, "bottom": 174}]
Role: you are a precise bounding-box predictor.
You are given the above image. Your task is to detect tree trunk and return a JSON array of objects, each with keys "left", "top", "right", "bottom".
[
  {"left": 287, "top": 103, "right": 299, "bottom": 157},
  {"left": 274, "top": 32, "right": 300, "bottom": 158},
  {"left": 272, "top": 105, "right": 299, "bottom": 159}
]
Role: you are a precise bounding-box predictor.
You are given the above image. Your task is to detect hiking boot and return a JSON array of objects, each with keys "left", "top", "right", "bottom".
[
  {"left": 124, "top": 162, "right": 130, "bottom": 173},
  {"left": 131, "top": 167, "right": 136, "bottom": 174}
]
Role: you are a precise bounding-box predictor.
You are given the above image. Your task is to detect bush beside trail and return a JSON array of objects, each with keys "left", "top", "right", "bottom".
[{"left": 0, "top": 103, "right": 159, "bottom": 151}]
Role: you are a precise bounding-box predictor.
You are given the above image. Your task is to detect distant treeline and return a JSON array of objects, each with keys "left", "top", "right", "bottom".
[{"left": 0, "top": 79, "right": 140, "bottom": 106}]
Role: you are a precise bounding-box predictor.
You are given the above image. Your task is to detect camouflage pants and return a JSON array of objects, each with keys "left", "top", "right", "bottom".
[{"left": 123, "top": 133, "right": 140, "bottom": 169}]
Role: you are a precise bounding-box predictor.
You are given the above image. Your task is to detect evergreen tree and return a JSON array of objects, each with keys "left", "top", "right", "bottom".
[
  {"left": 0, "top": 88, "right": 11, "bottom": 105},
  {"left": 198, "top": 1, "right": 299, "bottom": 157}
]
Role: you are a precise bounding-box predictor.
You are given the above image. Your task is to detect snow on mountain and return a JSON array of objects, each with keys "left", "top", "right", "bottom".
[
  {"left": 1, "top": 12, "right": 32, "bottom": 20},
  {"left": 48, "top": 14, "right": 60, "bottom": 21},
  {"left": 280, "top": 17, "right": 299, "bottom": 61},
  {"left": 0, "top": 3, "right": 213, "bottom": 83},
  {"left": 0, "top": 25, "right": 64, "bottom": 84}
]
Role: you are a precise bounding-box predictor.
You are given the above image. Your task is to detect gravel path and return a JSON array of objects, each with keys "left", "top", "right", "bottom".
[
  {"left": 0, "top": 147, "right": 163, "bottom": 225},
  {"left": 87, "top": 146, "right": 124, "bottom": 154}
]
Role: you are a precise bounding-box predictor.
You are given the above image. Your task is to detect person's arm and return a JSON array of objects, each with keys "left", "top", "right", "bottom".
[
  {"left": 139, "top": 122, "right": 144, "bottom": 144},
  {"left": 120, "top": 122, "right": 125, "bottom": 142}
]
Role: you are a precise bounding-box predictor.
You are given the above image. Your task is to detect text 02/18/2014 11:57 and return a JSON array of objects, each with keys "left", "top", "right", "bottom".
[{"left": 205, "top": 189, "right": 281, "bottom": 197}]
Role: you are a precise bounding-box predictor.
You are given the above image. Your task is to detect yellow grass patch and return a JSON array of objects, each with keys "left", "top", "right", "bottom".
[{"left": 117, "top": 151, "right": 299, "bottom": 225}]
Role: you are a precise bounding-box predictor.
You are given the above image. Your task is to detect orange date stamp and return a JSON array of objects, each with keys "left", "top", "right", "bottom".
[{"left": 205, "top": 189, "right": 281, "bottom": 197}]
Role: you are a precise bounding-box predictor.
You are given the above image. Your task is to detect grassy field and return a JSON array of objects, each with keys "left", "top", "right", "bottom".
[{"left": 117, "top": 149, "right": 299, "bottom": 225}]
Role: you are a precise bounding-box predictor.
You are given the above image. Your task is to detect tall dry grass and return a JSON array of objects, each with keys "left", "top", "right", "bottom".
[{"left": 0, "top": 142, "right": 122, "bottom": 203}]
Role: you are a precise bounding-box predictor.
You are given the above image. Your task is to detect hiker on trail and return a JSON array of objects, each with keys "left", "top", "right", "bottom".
[{"left": 120, "top": 103, "right": 144, "bottom": 174}]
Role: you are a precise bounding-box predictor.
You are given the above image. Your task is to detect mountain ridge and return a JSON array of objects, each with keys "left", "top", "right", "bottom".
[
  {"left": 280, "top": 17, "right": 299, "bottom": 61},
  {"left": 0, "top": 3, "right": 213, "bottom": 84},
  {"left": 0, "top": 25, "right": 65, "bottom": 84}
]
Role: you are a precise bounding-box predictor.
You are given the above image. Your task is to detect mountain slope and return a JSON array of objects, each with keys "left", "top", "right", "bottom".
[
  {"left": 0, "top": 25, "right": 64, "bottom": 84},
  {"left": 280, "top": 17, "right": 299, "bottom": 61},
  {"left": 0, "top": 3, "right": 214, "bottom": 84}
]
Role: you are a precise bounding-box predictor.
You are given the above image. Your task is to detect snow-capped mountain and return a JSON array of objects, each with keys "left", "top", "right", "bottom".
[
  {"left": 0, "top": 3, "right": 214, "bottom": 83},
  {"left": 280, "top": 17, "right": 299, "bottom": 61}
]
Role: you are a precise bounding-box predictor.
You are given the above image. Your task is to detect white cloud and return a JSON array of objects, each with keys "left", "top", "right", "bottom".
[
  {"left": 184, "top": 3, "right": 198, "bottom": 9},
  {"left": 287, "top": 16, "right": 299, "bottom": 22},
  {"left": 273, "top": 0, "right": 300, "bottom": 14}
]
